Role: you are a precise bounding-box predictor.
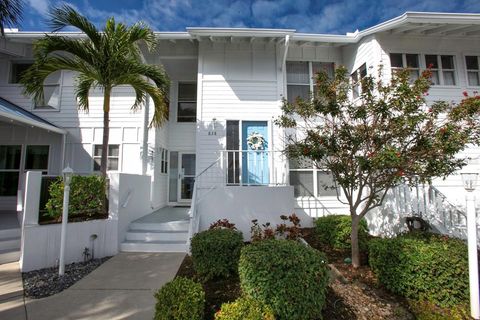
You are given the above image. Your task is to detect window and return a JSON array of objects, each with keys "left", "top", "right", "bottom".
[
  {"left": 289, "top": 157, "right": 338, "bottom": 198},
  {"left": 34, "top": 71, "right": 62, "bottom": 110},
  {"left": 159, "top": 147, "right": 168, "bottom": 174},
  {"left": 25, "top": 145, "right": 49, "bottom": 173},
  {"left": 286, "top": 61, "right": 335, "bottom": 103},
  {"left": 425, "top": 55, "right": 456, "bottom": 86},
  {"left": 10, "top": 62, "right": 33, "bottom": 83},
  {"left": 0, "top": 145, "right": 21, "bottom": 196},
  {"left": 93, "top": 145, "right": 119, "bottom": 171},
  {"left": 466, "top": 56, "right": 480, "bottom": 86},
  {"left": 390, "top": 53, "right": 420, "bottom": 82},
  {"left": 351, "top": 63, "right": 367, "bottom": 99},
  {"left": 177, "top": 83, "right": 197, "bottom": 122}
]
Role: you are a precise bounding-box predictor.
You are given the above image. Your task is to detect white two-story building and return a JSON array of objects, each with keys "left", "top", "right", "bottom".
[{"left": 1, "top": 12, "right": 480, "bottom": 261}]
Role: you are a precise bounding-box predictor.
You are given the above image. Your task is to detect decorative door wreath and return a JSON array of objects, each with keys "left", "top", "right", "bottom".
[{"left": 247, "top": 132, "right": 266, "bottom": 150}]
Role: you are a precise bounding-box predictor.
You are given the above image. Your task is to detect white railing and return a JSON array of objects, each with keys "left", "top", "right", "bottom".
[
  {"left": 392, "top": 183, "right": 470, "bottom": 240},
  {"left": 219, "top": 150, "right": 288, "bottom": 186}
]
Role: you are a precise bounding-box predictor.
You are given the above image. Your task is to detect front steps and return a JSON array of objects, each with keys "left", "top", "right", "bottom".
[
  {"left": 0, "top": 227, "right": 21, "bottom": 264},
  {"left": 120, "top": 207, "right": 190, "bottom": 253}
]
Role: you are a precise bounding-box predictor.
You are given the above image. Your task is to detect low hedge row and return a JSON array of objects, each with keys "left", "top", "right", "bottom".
[
  {"left": 239, "top": 239, "right": 329, "bottom": 320},
  {"left": 215, "top": 296, "right": 275, "bottom": 320},
  {"left": 368, "top": 232, "right": 469, "bottom": 308},
  {"left": 191, "top": 228, "right": 244, "bottom": 281},
  {"left": 154, "top": 277, "right": 205, "bottom": 320},
  {"left": 314, "top": 215, "right": 369, "bottom": 250}
]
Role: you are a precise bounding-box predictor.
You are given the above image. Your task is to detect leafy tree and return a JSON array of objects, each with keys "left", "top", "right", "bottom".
[
  {"left": 276, "top": 66, "right": 474, "bottom": 267},
  {"left": 20, "top": 5, "right": 169, "bottom": 176},
  {"left": 0, "top": 0, "right": 23, "bottom": 35}
]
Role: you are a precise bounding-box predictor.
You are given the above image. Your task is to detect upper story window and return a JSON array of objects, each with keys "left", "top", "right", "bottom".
[
  {"left": 93, "top": 144, "right": 119, "bottom": 171},
  {"left": 465, "top": 56, "right": 480, "bottom": 86},
  {"left": 34, "top": 71, "right": 62, "bottom": 110},
  {"left": 286, "top": 61, "right": 335, "bottom": 103},
  {"left": 177, "top": 83, "right": 197, "bottom": 122},
  {"left": 390, "top": 53, "right": 420, "bottom": 82},
  {"left": 351, "top": 63, "right": 367, "bottom": 99},
  {"left": 425, "top": 55, "right": 456, "bottom": 86},
  {"left": 10, "top": 61, "right": 33, "bottom": 83}
]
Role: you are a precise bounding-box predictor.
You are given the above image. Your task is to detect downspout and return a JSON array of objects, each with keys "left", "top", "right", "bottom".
[
  {"left": 281, "top": 34, "right": 290, "bottom": 184},
  {"left": 142, "top": 97, "right": 149, "bottom": 175},
  {"left": 61, "top": 132, "right": 67, "bottom": 170}
]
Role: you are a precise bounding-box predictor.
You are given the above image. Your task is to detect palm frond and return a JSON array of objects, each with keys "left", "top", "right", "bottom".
[
  {"left": 0, "top": 0, "right": 23, "bottom": 35},
  {"left": 114, "top": 74, "right": 168, "bottom": 126},
  {"left": 48, "top": 4, "right": 101, "bottom": 48},
  {"left": 127, "top": 22, "right": 157, "bottom": 52},
  {"left": 75, "top": 75, "right": 97, "bottom": 111},
  {"left": 33, "top": 35, "right": 97, "bottom": 66}
]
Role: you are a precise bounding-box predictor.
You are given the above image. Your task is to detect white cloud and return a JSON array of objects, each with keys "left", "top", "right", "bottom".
[{"left": 27, "top": 0, "right": 50, "bottom": 15}]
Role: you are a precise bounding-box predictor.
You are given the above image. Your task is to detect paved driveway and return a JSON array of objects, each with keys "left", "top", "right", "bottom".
[{"left": 1, "top": 252, "right": 185, "bottom": 320}]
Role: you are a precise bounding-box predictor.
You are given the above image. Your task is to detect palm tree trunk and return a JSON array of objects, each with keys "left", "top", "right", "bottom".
[{"left": 100, "top": 87, "right": 111, "bottom": 177}]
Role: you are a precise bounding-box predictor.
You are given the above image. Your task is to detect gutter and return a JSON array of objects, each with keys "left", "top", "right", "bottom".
[
  {"left": 282, "top": 35, "right": 290, "bottom": 72},
  {"left": 0, "top": 110, "right": 66, "bottom": 135}
]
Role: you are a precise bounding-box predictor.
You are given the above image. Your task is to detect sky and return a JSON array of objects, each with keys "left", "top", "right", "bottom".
[{"left": 20, "top": 0, "right": 480, "bottom": 34}]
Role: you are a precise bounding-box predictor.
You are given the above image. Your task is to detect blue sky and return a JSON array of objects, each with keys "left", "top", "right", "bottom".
[{"left": 21, "top": 0, "right": 480, "bottom": 34}]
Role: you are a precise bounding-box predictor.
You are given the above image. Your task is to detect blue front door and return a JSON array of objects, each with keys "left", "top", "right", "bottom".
[{"left": 242, "top": 121, "right": 269, "bottom": 185}]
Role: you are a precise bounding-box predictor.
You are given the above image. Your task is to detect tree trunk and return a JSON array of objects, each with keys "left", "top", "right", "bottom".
[
  {"left": 100, "top": 88, "right": 111, "bottom": 177},
  {"left": 351, "top": 215, "right": 361, "bottom": 268}
]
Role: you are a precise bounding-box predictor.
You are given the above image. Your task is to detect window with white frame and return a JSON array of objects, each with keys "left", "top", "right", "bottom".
[
  {"left": 390, "top": 53, "right": 420, "bottom": 82},
  {"left": 34, "top": 71, "right": 62, "bottom": 110},
  {"left": 25, "top": 145, "right": 49, "bottom": 174},
  {"left": 286, "top": 61, "right": 335, "bottom": 103},
  {"left": 289, "top": 157, "right": 338, "bottom": 198},
  {"left": 351, "top": 63, "right": 367, "bottom": 99},
  {"left": 0, "top": 145, "right": 21, "bottom": 196},
  {"left": 159, "top": 147, "right": 168, "bottom": 174},
  {"left": 93, "top": 145, "right": 119, "bottom": 171},
  {"left": 10, "top": 61, "right": 33, "bottom": 83},
  {"left": 466, "top": 56, "right": 480, "bottom": 86},
  {"left": 177, "top": 82, "right": 197, "bottom": 122},
  {"left": 424, "top": 55, "right": 456, "bottom": 86}
]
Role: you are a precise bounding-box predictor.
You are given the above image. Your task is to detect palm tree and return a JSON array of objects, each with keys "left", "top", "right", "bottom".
[
  {"left": 20, "top": 5, "right": 169, "bottom": 176},
  {"left": 0, "top": 0, "right": 24, "bottom": 35}
]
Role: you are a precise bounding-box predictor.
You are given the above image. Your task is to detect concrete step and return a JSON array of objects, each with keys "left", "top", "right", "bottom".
[
  {"left": 129, "top": 220, "right": 190, "bottom": 232},
  {"left": 0, "top": 237, "right": 20, "bottom": 251},
  {"left": 0, "top": 248, "right": 20, "bottom": 265},
  {"left": 120, "top": 240, "right": 188, "bottom": 253},
  {"left": 126, "top": 230, "right": 189, "bottom": 242},
  {"left": 0, "top": 228, "right": 21, "bottom": 240}
]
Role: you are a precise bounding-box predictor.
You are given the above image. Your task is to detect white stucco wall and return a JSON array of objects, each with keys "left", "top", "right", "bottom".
[{"left": 197, "top": 185, "right": 312, "bottom": 240}]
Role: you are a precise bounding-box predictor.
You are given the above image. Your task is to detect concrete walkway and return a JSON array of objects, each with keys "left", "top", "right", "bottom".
[
  {"left": 0, "top": 262, "right": 26, "bottom": 320},
  {"left": 0, "top": 252, "right": 185, "bottom": 320}
]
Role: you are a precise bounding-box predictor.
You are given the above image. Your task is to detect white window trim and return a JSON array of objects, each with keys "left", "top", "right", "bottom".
[
  {"left": 463, "top": 53, "right": 480, "bottom": 88},
  {"left": 176, "top": 81, "right": 197, "bottom": 124},
  {"left": 285, "top": 61, "right": 335, "bottom": 102},
  {"left": 92, "top": 144, "right": 121, "bottom": 172},
  {"left": 159, "top": 147, "right": 169, "bottom": 175},
  {"left": 289, "top": 167, "right": 340, "bottom": 199},
  {"left": 351, "top": 63, "right": 367, "bottom": 100},
  {"left": 387, "top": 52, "right": 460, "bottom": 88}
]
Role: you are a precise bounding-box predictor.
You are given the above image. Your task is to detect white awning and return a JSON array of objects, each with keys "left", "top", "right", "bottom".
[{"left": 0, "top": 97, "right": 66, "bottom": 134}]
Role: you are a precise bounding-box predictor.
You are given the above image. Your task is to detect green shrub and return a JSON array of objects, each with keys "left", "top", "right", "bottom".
[
  {"left": 215, "top": 296, "right": 275, "bottom": 320},
  {"left": 191, "top": 228, "right": 244, "bottom": 281},
  {"left": 153, "top": 277, "right": 205, "bottom": 320},
  {"left": 314, "top": 215, "right": 369, "bottom": 250},
  {"left": 239, "top": 239, "right": 329, "bottom": 320},
  {"left": 368, "top": 232, "right": 468, "bottom": 308},
  {"left": 44, "top": 175, "right": 107, "bottom": 221}
]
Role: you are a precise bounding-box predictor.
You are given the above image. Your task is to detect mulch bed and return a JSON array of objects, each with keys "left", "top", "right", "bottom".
[
  {"left": 22, "top": 256, "right": 111, "bottom": 299},
  {"left": 175, "top": 234, "right": 415, "bottom": 320}
]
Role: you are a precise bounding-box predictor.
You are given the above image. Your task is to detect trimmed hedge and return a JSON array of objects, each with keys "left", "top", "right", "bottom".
[
  {"left": 239, "top": 240, "right": 329, "bottom": 320},
  {"left": 315, "top": 215, "right": 369, "bottom": 250},
  {"left": 191, "top": 228, "right": 244, "bottom": 281},
  {"left": 44, "top": 175, "right": 107, "bottom": 221},
  {"left": 368, "top": 232, "right": 469, "bottom": 308},
  {"left": 154, "top": 277, "right": 205, "bottom": 320},
  {"left": 214, "top": 296, "right": 275, "bottom": 320}
]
